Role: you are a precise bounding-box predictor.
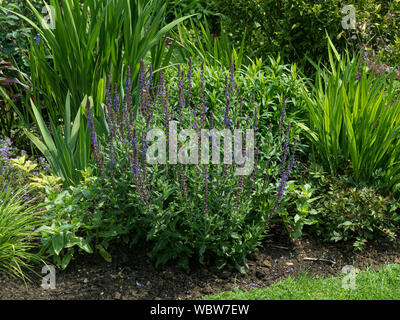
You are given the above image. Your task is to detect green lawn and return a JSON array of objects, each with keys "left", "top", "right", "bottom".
[{"left": 203, "top": 264, "right": 400, "bottom": 300}]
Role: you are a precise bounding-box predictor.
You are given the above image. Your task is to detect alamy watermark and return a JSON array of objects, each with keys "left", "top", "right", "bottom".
[
  {"left": 342, "top": 5, "right": 356, "bottom": 30},
  {"left": 341, "top": 265, "right": 357, "bottom": 290},
  {"left": 40, "top": 3, "right": 56, "bottom": 29},
  {"left": 41, "top": 264, "right": 56, "bottom": 290},
  {"left": 145, "top": 121, "right": 255, "bottom": 176}
]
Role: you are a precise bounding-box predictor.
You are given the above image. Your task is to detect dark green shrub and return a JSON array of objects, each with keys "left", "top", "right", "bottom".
[
  {"left": 210, "top": 0, "right": 400, "bottom": 72},
  {"left": 211, "top": 0, "right": 344, "bottom": 71},
  {"left": 308, "top": 172, "right": 400, "bottom": 250}
]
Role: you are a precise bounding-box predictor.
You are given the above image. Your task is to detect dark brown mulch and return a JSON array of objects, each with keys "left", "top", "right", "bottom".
[{"left": 1, "top": 226, "right": 399, "bottom": 300}]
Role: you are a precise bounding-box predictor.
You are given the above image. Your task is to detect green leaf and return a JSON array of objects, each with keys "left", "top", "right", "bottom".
[
  {"left": 52, "top": 232, "right": 64, "bottom": 256},
  {"left": 81, "top": 189, "right": 92, "bottom": 199},
  {"left": 235, "top": 263, "right": 246, "bottom": 274},
  {"left": 96, "top": 244, "right": 111, "bottom": 262},
  {"left": 78, "top": 239, "right": 93, "bottom": 254},
  {"left": 61, "top": 253, "right": 73, "bottom": 269}
]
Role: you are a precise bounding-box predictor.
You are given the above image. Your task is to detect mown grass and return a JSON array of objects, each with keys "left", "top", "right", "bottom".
[{"left": 203, "top": 264, "right": 400, "bottom": 300}]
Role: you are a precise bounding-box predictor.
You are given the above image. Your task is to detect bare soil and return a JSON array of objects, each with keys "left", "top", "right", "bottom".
[{"left": 1, "top": 226, "right": 399, "bottom": 300}]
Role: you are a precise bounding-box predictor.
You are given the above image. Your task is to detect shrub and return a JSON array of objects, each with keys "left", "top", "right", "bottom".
[
  {"left": 36, "top": 169, "right": 131, "bottom": 269},
  {"left": 99, "top": 61, "right": 297, "bottom": 272},
  {"left": 114, "top": 60, "right": 298, "bottom": 270},
  {"left": 210, "top": 0, "right": 400, "bottom": 72},
  {"left": 39, "top": 60, "right": 298, "bottom": 272},
  {"left": 211, "top": 0, "right": 344, "bottom": 71},
  {"left": 307, "top": 171, "right": 400, "bottom": 250}
]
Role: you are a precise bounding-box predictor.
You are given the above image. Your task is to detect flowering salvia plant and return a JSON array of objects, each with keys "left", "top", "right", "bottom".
[{"left": 86, "top": 59, "right": 297, "bottom": 272}]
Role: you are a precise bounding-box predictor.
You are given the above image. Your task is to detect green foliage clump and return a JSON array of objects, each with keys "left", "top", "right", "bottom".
[
  {"left": 308, "top": 173, "right": 400, "bottom": 251},
  {"left": 38, "top": 60, "right": 299, "bottom": 272},
  {"left": 0, "top": 136, "right": 49, "bottom": 281},
  {"left": 0, "top": 186, "right": 43, "bottom": 281},
  {"left": 25, "top": 93, "right": 93, "bottom": 187},
  {"left": 10, "top": 0, "right": 189, "bottom": 122},
  {"left": 36, "top": 169, "right": 136, "bottom": 269},
  {"left": 300, "top": 39, "right": 400, "bottom": 190},
  {"left": 274, "top": 182, "right": 319, "bottom": 241},
  {"left": 173, "top": 17, "right": 248, "bottom": 70}
]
